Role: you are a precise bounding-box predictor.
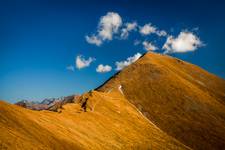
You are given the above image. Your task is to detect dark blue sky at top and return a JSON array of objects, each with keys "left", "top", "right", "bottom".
[{"left": 0, "top": 0, "right": 225, "bottom": 103}]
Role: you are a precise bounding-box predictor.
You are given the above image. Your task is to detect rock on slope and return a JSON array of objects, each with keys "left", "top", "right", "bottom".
[{"left": 97, "top": 52, "right": 225, "bottom": 150}]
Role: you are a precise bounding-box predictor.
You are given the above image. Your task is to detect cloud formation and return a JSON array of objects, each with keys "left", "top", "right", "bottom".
[
  {"left": 162, "top": 31, "right": 203, "bottom": 53},
  {"left": 156, "top": 30, "right": 167, "bottom": 37},
  {"left": 142, "top": 41, "right": 158, "bottom": 51},
  {"left": 85, "top": 11, "right": 204, "bottom": 60},
  {"left": 96, "top": 64, "right": 112, "bottom": 73},
  {"left": 139, "top": 23, "right": 156, "bottom": 35},
  {"left": 66, "top": 65, "right": 75, "bottom": 72},
  {"left": 76, "top": 55, "right": 95, "bottom": 69},
  {"left": 139, "top": 23, "right": 167, "bottom": 38},
  {"left": 85, "top": 35, "right": 102, "bottom": 46},
  {"left": 120, "top": 22, "right": 137, "bottom": 39},
  {"left": 86, "top": 12, "right": 169, "bottom": 46},
  {"left": 98, "top": 12, "right": 122, "bottom": 40},
  {"left": 115, "top": 53, "right": 142, "bottom": 71},
  {"left": 86, "top": 12, "right": 122, "bottom": 46}
]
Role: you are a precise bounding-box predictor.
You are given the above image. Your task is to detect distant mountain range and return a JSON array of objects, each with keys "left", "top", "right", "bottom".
[
  {"left": 1, "top": 52, "right": 225, "bottom": 150},
  {"left": 15, "top": 95, "right": 80, "bottom": 111}
]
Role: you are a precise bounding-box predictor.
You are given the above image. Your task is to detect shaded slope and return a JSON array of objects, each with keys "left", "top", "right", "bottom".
[
  {"left": 0, "top": 90, "right": 189, "bottom": 149},
  {"left": 97, "top": 52, "right": 225, "bottom": 150}
]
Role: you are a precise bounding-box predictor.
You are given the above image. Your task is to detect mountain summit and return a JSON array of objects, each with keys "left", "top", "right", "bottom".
[
  {"left": 97, "top": 52, "right": 225, "bottom": 150},
  {"left": 1, "top": 52, "right": 225, "bottom": 150}
]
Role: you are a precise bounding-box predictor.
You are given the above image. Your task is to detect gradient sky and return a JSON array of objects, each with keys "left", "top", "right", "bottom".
[{"left": 1, "top": 0, "right": 225, "bottom": 103}]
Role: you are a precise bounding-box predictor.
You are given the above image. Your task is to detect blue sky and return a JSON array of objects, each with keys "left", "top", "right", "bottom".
[{"left": 0, "top": 0, "right": 225, "bottom": 103}]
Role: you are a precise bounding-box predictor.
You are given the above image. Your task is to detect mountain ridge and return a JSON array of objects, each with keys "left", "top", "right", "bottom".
[
  {"left": 97, "top": 52, "right": 225, "bottom": 150},
  {"left": 1, "top": 52, "right": 225, "bottom": 149}
]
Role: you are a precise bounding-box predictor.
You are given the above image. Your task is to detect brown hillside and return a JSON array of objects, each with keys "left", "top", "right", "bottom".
[
  {"left": 1, "top": 52, "right": 225, "bottom": 150},
  {"left": 97, "top": 52, "right": 225, "bottom": 150},
  {"left": 0, "top": 90, "right": 189, "bottom": 149}
]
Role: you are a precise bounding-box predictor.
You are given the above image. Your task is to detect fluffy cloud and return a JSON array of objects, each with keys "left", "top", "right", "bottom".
[
  {"left": 98, "top": 12, "right": 122, "bottom": 40},
  {"left": 142, "top": 41, "right": 158, "bottom": 51},
  {"left": 86, "top": 12, "right": 169, "bottom": 46},
  {"left": 139, "top": 23, "right": 167, "bottom": 37},
  {"left": 96, "top": 64, "right": 112, "bottom": 73},
  {"left": 162, "top": 31, "right": 203, "bottom": 53},
  {"left": 115, "top": 53, "right": 142, "bottom": 71},
  {"left": 85, "top": 35, "right": 102, "bottom": 46},
  {"left": 86, "top": 12, "right": 122, "bottom": 46},
  {"left": 85, "top": 12, "right": 204, "bottom": 55},
  {"left": 66, "top": 65, "right": 75, "bottom": 72},
  {"left": 139, "top": 23, "right": 156, "bottom": 35},
  {"left": 76, "top": 55, "right": 95, "bottom": 69},
  {"left": 120, "top": 22, "right": 137, "bottom": 39},
  {"left": 156, "top": 30, "right": 167, "bottom": 37}
]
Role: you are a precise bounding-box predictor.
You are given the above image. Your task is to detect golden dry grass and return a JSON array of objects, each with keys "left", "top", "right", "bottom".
[
  {"left": 1, "top": 52, "right": 225, "bottom": 150},
  {"left": 97, "top": 52, "right": 225, "bottom": 150},
  {"left": 0, "top": 90, "right": 189, "bottom": 149}
]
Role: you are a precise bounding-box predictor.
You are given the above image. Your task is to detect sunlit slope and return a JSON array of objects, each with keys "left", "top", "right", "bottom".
[
  {"left": 0, "top": 90, "right": 189, "bottom": 150},
  {"left": 97, "top": 52, "right": 225, "bottom": 150}
]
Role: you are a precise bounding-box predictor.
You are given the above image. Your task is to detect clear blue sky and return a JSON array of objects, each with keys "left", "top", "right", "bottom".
[{"left": 0, "top": 0, "right": 225, "bottom": 103}]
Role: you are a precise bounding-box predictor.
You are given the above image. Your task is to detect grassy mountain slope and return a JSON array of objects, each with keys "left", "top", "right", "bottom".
[
  {"left": 97, "top": 52, "right": 225, "bottom": 150},
  {"left": 1, "top": 52, "right": 225, "bottom": 150},
  {"left": 0, "top": 90, "right": 189, "bottom": 149}
]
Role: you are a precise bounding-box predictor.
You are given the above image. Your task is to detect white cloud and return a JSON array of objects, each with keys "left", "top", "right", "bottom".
[
  {"left": 142, "top": 41, "right": 158, "bottom": 51},
  {"left": 85, "top": 35, "right": 102, "bottom": 46},
  {"left": 139, "top": 23, "right": 167, "bottom": 37},
  {"left": 86, "top": 12, "right": 122, "bottom": 45},
  {"left": 120, "top": 22, "right": 137, "bottom": 39},
  {"left": 126, "top": 22, "right": 138, "bottom": 31},
  {"left": 76, "top": 55, "right": 95, "bottom": 69},
  {"left": 66, "top": 65, "right": 75, "bottom": 72},
  {"left": 139, "top": 23, "right": 156, "bottom": 35},
  {"left": 86, "top": 12, "right": 169, "bottom": 46},
  {"left": 156, "top": 30, "right": 167, "bottom": 37},
  {"left": 96, "top": 64, "right": 112, "bottom": 73},
  {"left": 115, "top": 53, "right": 142, "bottom": 71},
  {"left": 162, "top": 31, "right": 203, "bottom": 53},
  {"left": 98, "top": 12, "right": 122, "bottom": 40}
]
